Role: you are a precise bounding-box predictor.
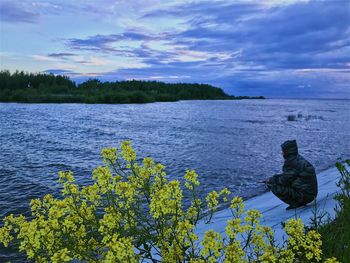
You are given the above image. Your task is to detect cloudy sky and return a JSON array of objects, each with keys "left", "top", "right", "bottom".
[{"left": 0, "top": 0, "right": 349, "bottom": 98}]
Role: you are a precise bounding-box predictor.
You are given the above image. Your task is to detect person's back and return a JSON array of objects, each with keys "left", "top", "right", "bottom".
[{"left": 267, "top": 140, "right": 318, "bottom": 210}]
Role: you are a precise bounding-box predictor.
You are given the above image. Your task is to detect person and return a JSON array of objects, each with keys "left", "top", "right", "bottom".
[{"left": 265, "top": 140, "right": 318, "bottom": 210}]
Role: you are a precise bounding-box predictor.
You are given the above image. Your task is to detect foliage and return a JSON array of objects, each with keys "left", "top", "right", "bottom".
[
  {"left": 0, "top": 70, "right": 265, "bottom": 103},
  {"left": 0, "top": 141, "right": 337, "bottom": 262},
  {"left": 319, "top": 160, "right": 350, "bottom": 262}
]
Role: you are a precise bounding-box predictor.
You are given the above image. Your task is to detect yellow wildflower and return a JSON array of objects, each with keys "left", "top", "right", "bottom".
[
  {"left": 324, "top": 257, "right": 340, "bottom": 263},
  {"left": 224, "top": 241, "right": 245, "bottom": 263},
  {"left": 230, "top": 196, "right": 245, "bottom": 217},
  {"left": 120, "top": 141, "right": 136, "bottom": 162},
  {"left": 220, "top": 188, "right": 231, "bottom": 202},
  {"left": 206, "top": 190, "right": 219, "bottom": 209},
  {"left": 201, "top": 230, "right": 223, "bottom": 261},
  {"left": 244, "top": 209, "right": 262, "bottom": 225},
  {"left": 58, "top": 170, "right": 74, "bottom": 183},
  {"left": 184, "top": 170, "right": 200, "bottom": 190},
  {"left": 51, "top": 248, "right": 72, "bottom": 263},
  {"left": 101, "top": 147, "right": 118, "bottom": 164}
]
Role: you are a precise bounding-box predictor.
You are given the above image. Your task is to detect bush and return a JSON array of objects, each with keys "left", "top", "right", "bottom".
[
  {"left": 0, "top": 141, "right": 339, "bottom": 262},
  {"left": 319, "top": 160, "right": 350, "bottom": 262}
]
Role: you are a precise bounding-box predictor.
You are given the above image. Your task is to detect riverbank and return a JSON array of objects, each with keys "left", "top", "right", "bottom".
[{"left": 196, "top": 164, "right": 346, "bottom": 245}]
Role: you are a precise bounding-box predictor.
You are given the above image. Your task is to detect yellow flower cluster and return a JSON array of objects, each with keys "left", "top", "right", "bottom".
[
  {"left": 101, "top": 147, "right": 118, "bottom": 164},
  {"left": 58, "top": 170, "right": 74, "bottom": 183},
  {"left": 150, "top": 179, "right": 183, "bottom": 219},
  {"left": 201, "top": 230, "right": 223, "bottom": 262},
  {"left": 324, "top": 257, "right": 340, "bottom": 263},
  {"left": 184, "top": 170, "right": 200, "bottom": 190},
  {"left": 0, "top": 141, "right": 339, "bottom": 262},
  {"left": 224, "top": 241, "right": 245, "bottom": 263},
  {"left": 230, "top": 196, "right": 245, "bottom": 216},
  {"left": 219, "top": 188, "right": 231, "bottom": 202},
  {"left": 51, "top": 248, "right": 72, "bottom": 263},
  {"left": 120, "top": 140, "right": 137, "bottom": 162},
  {"left": 105, "top": 233, "right": 138, "bottom": 262},
  {"left": 285, "top": 218, "right": 322, "bottom": 262},
  {"left": 225, "top": 218, "right": 245, "bottom": 239},
  {"left": 206, "top": 190, "right": 219, "bottom": 209}
]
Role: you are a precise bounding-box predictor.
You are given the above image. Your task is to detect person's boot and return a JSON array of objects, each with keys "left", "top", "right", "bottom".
[
  {"left": 286, "top": 203, "right": 307, "bottom": 210},
  {"left": 286, "top": 204, "right": 298, "bottom": 210}
]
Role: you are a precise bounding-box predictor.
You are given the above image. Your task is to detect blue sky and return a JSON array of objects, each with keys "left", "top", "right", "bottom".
[{"left": 0, "top": 0, "right": 349, "bottom": 98}]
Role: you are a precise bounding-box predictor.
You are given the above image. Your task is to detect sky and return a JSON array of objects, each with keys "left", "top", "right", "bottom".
[{"left": 0, "top": 0, "right": 349, "bottom": 98}]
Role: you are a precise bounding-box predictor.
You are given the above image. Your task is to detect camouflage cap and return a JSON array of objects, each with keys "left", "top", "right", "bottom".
[{"left": 281, "top": 140, "right": 298, "bottom": 156}]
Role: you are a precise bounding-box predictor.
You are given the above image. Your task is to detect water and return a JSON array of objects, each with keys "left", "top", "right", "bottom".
[{"left": 0, "top": 99, "right": 349, "bottom": 261}]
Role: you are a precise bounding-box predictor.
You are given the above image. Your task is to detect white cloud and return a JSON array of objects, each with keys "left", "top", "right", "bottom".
[
  {"left": 75, "top": 56, "right": 111, "bottom": 66},
  {"left": 52, "top": 63, "right": 77, "bottom": 70},
  {"left": 148, "top": 75, "right": 191, "bottom": 79},
  {"left": 32, "top": 55, "right": 57, "bottom": 62}
]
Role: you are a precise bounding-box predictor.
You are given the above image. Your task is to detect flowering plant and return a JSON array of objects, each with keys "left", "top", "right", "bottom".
[{"left": 0, "top": 141, "right": 338, "bottom": 262}]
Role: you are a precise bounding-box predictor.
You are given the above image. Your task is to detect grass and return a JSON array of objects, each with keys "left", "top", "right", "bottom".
[
  {"left": 318, "top": 160, "right": 350, "bottom": 261},
  {"left": 319, "top": 203, "right": 350, "bottom": 261}
]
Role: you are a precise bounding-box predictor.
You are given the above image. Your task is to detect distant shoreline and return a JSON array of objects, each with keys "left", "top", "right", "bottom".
[
  {"left": 0, "top": 70, "right": 265, "bottom": 104},
  {"left": 268, "top": 97, "right": 350, "bottom": 101},
  {"left": 0, "top": 97, "right": 265, "bottom": 105}
]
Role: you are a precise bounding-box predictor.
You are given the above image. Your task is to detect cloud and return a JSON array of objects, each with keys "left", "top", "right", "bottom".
[
  {"left": 0, "top": 1, "right": 38, "bottom": 23},
  {"left": 75, "top": 56, "right": 112, "bottom": 66},
  {"left": 173, "top": 1, "right": 350, "bottom": 65},
  {"left": 0, "top": 0, "right": 115, "bottom": 24},
  {"left": 63, "top": 0, "right": 349, "bottom": 72},
  {"left": 32, "top": 55, "right": 57, "bottom": 62},
  {"left": 0, "top": 51, "right": 15, "bottom": 59},
  {"left": 47, "top": 52, "right": 77, "bottom": 58},
  {"left": 43, "top": 69, "right": 75, "bottom": 75},
  {"left": 43, "top": 68, "right": 100, "bottom": 76},
  {"left": 148, "top": 75, "right": 191, "bottom": 80},
  {"left": 66, "top": 34, "right": 120, "bottom": 51},
  {"left": 135, "top": 0, "right": 350, "bottom": 97},
  {"left": 65, "top": 31, "right": 157, "bottom": 53},
  {"left": 2, "top": 0, "right": 349, "bottom": 98}
]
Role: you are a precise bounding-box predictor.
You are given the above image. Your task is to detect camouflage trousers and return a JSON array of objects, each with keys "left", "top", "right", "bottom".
[{"left": 268, "top": 183, "right": 315, "bottom": 206}]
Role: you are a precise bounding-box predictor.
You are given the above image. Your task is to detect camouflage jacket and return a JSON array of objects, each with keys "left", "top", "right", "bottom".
[{"left": 268, "top": 140, "right": 318, "bottom": 198}]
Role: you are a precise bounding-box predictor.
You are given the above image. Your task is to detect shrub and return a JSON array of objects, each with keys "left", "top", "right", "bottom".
[
  {"left": 319, "top": 160, "right": 350, "bottom": 262},
  {"left": 0, "top": 141, "right": 339, "bottom": 262}
]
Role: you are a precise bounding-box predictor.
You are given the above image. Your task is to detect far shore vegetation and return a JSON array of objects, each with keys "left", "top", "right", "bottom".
[{"left": 0, "top": 70, "right": 264, "bottom": 104}]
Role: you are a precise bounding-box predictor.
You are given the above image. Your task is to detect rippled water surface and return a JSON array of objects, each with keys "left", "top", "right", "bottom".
[{"left": 0, "top": 99, "right": 349, "bottom": 261}]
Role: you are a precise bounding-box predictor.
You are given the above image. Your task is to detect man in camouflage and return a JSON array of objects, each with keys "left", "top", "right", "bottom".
[{"left": 266, "top": 140, "right": 318, "bottom": 210}]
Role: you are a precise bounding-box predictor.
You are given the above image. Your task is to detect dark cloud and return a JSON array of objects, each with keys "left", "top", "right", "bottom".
[
  {"left": 61, "top": 0, "right": 350, "bottom": 98},
  {"left": 65, "top": 31, "right": 158, "bottom": 56},
  {"left": 47, "top": 52, "right": 77, "bottom": 58},
  {"left": 0, "top": 1, "right": 38, "bottom": 23},
  {"left": 66, "top": 34, "right": 120, "bottom": 52},
  {"left": 220, "top": 73, "right": 350, "bottom": 99},
  {"left": 174, "top": 0, "right": 350, "bottom": 69},
  {"left": 143, "top": 1, "right": 264, "bottom": 23}
]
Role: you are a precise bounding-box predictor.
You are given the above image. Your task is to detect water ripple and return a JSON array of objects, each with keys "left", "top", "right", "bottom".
[{"left": 0, "top": 99, "right": 349, "bottom": 261}]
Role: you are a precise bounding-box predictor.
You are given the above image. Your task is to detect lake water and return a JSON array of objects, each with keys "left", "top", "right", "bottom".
[{"left": 0, "top": 99, "right": 349, "bottom": 261}]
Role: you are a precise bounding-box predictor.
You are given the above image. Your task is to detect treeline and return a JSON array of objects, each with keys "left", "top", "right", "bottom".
[{"left": 0, "top": 70, "right": 264, "bottom": 103}]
